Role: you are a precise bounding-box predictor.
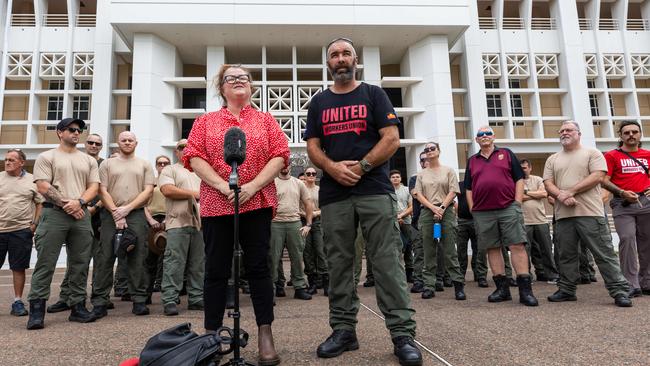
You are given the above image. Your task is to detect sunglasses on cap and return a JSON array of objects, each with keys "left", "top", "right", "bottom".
[
  {"left": 86, "top": 141, "right": 102, "bottom": 146},
  {"left": 476, "top": 131, "right": 494, "bottom": 137}
]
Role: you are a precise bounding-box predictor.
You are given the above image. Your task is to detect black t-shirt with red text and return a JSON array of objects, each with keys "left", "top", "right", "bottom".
[
  {"left": 604, "top": 148, "right": 650, "bottom": 193},
  {"left": 304, "top": 82, "right": 400, "bottom": 206}
]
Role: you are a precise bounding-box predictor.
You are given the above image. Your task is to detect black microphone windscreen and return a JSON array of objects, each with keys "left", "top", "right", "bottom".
[{"left": 224, "top": 127, "right": 246, "bottom": 166}]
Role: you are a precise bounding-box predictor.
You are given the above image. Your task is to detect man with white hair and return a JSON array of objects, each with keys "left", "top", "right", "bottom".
[
  {"left": 543, "top": 121, "right": 632, "bottom": 307},
  {"left": 464, "top": 125, "right": 538, "bottom": 307},
  {"left": 92, "top": 131, "right": 155, "bottom": 317}
]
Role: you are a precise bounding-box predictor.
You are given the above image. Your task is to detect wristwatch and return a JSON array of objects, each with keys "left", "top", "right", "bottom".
[
  {"left": 440, "top": 205, "right": 446, "bottom": 211},
  {"left": 359, "top": 159, "right": 373, "bottom": 173}
]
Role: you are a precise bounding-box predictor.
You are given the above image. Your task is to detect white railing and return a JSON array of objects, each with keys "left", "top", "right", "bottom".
[
  {"left": 627, "top": 19, "right": 649, "bottom": 31},
  {"left": 579, "top": 18, "right": 592, "bottom": 30},
  {"left": 530, "top": 18, "right": 557, "bottom": 30},
  {"left": 599, "top": 18, "right": 619, "bottom": 30},
  {"left": 478, "top": 17, "right": 497, "bottom": 30},
  {"left": 10, "top": 14, "right": 36, "bottom": 26},
  {"left": 76, "top": 14, "right": 96, "bottom": 27},
  {"left": 43, "top": 14, "right": 68, "bottom": 27},
  {"left": 502, "top": 17, "right": 525, "bottom": 30}
]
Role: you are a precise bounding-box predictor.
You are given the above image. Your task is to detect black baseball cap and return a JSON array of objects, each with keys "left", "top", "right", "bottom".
[{"left": 57, "top": 117, "right": 86, "bottom": 131}]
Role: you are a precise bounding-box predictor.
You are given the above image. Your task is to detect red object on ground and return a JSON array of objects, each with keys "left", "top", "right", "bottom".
[{"left": 119, "top": 358, "right": 139, "bottom": 366}]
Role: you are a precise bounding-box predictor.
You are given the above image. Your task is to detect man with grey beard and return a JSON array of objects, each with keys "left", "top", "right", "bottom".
[
  {"left": 543, "top": 120, "right": 631, "bottom": 307},
  {"left": 305, "top": 37, "right": 421, "bottom": 366}
]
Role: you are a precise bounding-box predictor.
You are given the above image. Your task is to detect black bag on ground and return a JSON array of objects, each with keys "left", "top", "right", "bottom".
[{"left": 139, "top": 323, "right": 226, "bottom": 366}]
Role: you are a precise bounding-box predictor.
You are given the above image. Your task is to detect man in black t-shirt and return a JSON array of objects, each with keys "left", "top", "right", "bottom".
[{"left": 305, "top": 37, "right": 421, "bottom": 366}]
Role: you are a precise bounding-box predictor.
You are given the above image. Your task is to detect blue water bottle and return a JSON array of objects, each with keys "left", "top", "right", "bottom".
[{"left": 433, "top": 222, "right": 441, "bottom": 239}]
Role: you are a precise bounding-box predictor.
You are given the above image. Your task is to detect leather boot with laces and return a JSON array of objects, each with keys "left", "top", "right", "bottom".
[
  {"left": 69, "top": 302, "right": 97, "bottom": 323},
  {"left": 26, "top": 299, "right": 46, "bottom": 330},
  {"left": 392, "top": 336, "right": 423, "bottom": 366},
  {"left": 316, "top": 329, "right": 359, "bottom": 358},
  {"left": 488, "top": 275, "right": 512, "bottom": 302}
]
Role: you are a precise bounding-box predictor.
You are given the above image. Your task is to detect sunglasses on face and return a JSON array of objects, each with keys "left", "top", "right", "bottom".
[
  {"left": 305, "top": 172, "right": 317, "bottom": 177},
  {"left": 66, "top": 127, "right": 83, "bottom": 134},
  {"left": 177, "top": 145, "right": 186, "bottom": 150},
  {"left": 223, "top": 74, "right": 251, "bottom": 84},
  {"left": 476, "top": 131, "right": 494, "bottom": 137},
  {"left": 156, "top": 161, "right": 170, "bottom": 167},
  {"left": 86, "top": 141, "right": 102, "bottom": 146},
  {"left": 423, "top": 146, "right": 437, "bottom": 153},
  {"left": 622, "top": 130, "right": 640, "bottom": 136}
]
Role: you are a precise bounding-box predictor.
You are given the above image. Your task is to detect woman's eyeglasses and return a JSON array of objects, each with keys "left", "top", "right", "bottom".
[
  {"left": 223, "top": 74, "right": 251, "bottom": 84},
  {"left": 305, "top": 172, "right": 317, "bottom": 177},
  {"left": 156, "top": 161, "right": 170, "bottom": 167},
  {"left": 423, "top": 146, "right": 437, "bottom": 153}
]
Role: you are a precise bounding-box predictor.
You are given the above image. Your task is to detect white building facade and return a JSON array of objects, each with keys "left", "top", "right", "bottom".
[{"left": 1, "top": 0, "right": 650, "bottom": 178}]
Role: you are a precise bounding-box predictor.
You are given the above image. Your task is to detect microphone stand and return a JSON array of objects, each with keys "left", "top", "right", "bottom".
[{"left": 222, "top": 161, "right": 255, "bottom": 366}]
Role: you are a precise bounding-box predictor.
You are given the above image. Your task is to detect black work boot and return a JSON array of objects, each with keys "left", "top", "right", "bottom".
[
  {"left": 477, "top": 277, "right": 489, "bottom": 288},
  {"left": 46, "top": 300, "right": 70, "bottom": 313},
  {"left": 226, "top": 285, "right": 236, "bottom": 309},
  {"left": 132, "top": 302, "right": 150, "bottom": 316},
  {"left": 405, "top": 268, "right": 414, "bottom": 283},
  {"left": 69, "top": 302, "right": 97, "bottom": 323},
  {"left": 92, "top": 305, "right": 108, "bottom": 319},
  {"left": 274, "top": 285, "right": 286, "bottom": 298},
  {"left": 488, "top": 275, "right": 512, "bottom": 302},
  {"left": 453, "top": 281, "right": 466, "bottom": 301},
  {"left": 322, "top": 274, "right": 329, "bottom": 297},
  {"left": 516, "top": 275, "right": 539, "bottom": 306},
  {"left": 294, "top": 288, "right": 312, "bottom": 300},
  {"left": 392, "top": 336, "right": 423, "bottom": 366},
  {"left": 316, "top": 329, "right": 359, "bottom": 358},
  {"left": 26, "top": 299, "right": 46, "bottom": 330},
  {"left": 410, "top": 281, "right": 424, "bottom": 293},
  {"left": 306, "top": 276, "right": 318, "bottom": 295}
]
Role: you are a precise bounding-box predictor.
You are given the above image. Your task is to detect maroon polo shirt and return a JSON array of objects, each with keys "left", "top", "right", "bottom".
[{"left": 464, "top": 147, "right": 524, "bottom": 211}]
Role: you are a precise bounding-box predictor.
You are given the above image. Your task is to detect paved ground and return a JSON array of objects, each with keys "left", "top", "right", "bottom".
[{"left": 1, "top": 262, "right": 649, "bottom": 366}]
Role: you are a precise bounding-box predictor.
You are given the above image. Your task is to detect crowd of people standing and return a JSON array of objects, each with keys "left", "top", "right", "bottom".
[{"left": 1, "top": 36, "right": 649, "bottom": 366}]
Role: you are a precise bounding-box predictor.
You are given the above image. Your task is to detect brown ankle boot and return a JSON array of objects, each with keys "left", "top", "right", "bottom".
[{"left": 258, "top": 324, "right": 281, "bottom": 365}]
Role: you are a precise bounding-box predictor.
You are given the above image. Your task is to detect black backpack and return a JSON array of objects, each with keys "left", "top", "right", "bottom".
[{"left": 139, "top": 323, "right": 229, "bottom": 366}]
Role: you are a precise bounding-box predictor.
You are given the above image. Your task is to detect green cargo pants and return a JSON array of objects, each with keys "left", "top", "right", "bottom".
[
  {"left": 555, "top": 216, "right": 629, "bottom": 297},
  {"left": 29, "top": 207, "right": 93, "bottom": 306},
  {"left": 322, "top": 194, "right": 416, "bottom": 338},
  {"left": 354, "top": 225, "right": 374, "bottom": 285},
  {"left": 269, "top": 221, "right": 307, "bottom": 290},
  {"left": 303, "top": 218, "right": 328, "bottom": 279},
  {"left": 419, "top": 207, "right": 464, "bottom": 290},
  {"left": 92, "top": 209, "right": 150, "bottom": 305},
  {"left": 161, "top": 226, "right": 205, "bottom": 306}
]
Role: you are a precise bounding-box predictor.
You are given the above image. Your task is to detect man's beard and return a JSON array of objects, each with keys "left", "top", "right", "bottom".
[{"left": 329, "top": 65, "right": 356, "bottom": 82}]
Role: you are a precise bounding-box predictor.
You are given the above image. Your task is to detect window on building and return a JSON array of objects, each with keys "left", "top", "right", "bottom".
[
  {"left": 510, "top": 94, "right": 523, "bottom": 117},
  {"left": 74, "top": 80, "right": 92, "bottom": 90},
  {"left": 487, "top": 95, "right": 503, "bottom": 117},
  {"left": 489, "top": 121, "right": 504, "bottom": 127},
  {"left": 73, "top": 96, "right": 90, "bottom": 120},
  {"left": 609, "top": 95, "right": 615, "bottom": 116},
  {"left": 485, "top": 79, "right": 500, "bottom": 89},
  {"left": 589, "top": 94, "right": 599, "bottom": 116},
  {"left": 47, "top": 80, "right": 64, "bottom": 121},
  {"left": 508, "top": 79, "right": 521, "bottom": 89},
  {"left": 587, "top": 80, "right": 596, "bottom": 89}
]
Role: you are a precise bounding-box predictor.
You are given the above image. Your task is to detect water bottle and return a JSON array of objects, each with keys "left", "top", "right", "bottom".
[{"left": 433, "top": 222, "right": 441, "bottom": 239}]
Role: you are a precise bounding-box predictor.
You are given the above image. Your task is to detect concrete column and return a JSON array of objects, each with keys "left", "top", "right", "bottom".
[
  {"left": 361, "top": 46, "right": 381, "bottom": 86},
  {"left": 88, "top": 0, "right": 115, "bottom": 157},
  {"left": 401, "top": 35, "right": 458, "bottom": 176},
  {"left": 130, "top": 33, "right": 181, "bottom": 159},
  {"left": 206, "top": 46, "right": 225, "bottom": 112},
  {"left": 551, "top": 0, "right": 596, "bottom": 146}
]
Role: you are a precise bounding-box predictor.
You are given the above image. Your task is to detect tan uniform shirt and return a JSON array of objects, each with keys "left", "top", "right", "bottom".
[
  {"left": 0, "top": 171, "right": 44, "bottom": 232},
  {"left": 273, "top": 176, "right": 310, "bottom": 223},
  {"left": 99, "top": 157, "right": 155, "bottom": 208},
  {"left": 148, "top": 182, "right": 167, "bottom": 217},
  {"left": 543, "top": 146, "right": 607, "bottom": 220},
  {"left": 413, "top": 166, "right": 460, "bottom": 206},
  {"left": 33, "top": 148, "right": 100, "bottom": 202},
  {"left": 158, "top": 163, "right": 201, "bottom": 230},
  {"left": 299, "top": 184, "right": 319, "bottom": 218},
  {"left": 522, "top": 175, "right": 548, "bottom": 225}
]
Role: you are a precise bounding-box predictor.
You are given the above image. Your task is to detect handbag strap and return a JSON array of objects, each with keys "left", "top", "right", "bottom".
[{"left": 616, "top": 149, "right": 650, "bottom": 177}]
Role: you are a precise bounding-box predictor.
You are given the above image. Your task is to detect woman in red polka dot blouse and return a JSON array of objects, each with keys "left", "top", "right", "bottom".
[{"left": 183, "top": 64, "right": 289, "bottom": 366}]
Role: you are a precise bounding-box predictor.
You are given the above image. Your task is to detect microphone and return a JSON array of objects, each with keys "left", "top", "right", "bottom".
[{"left": 223, "top": 127, "right": 247, "bottom": 188}]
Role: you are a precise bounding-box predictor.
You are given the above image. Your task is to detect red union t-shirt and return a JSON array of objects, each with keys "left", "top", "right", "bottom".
[{"left": 604, "top": 148, "right": 650, "bottom": 193}]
